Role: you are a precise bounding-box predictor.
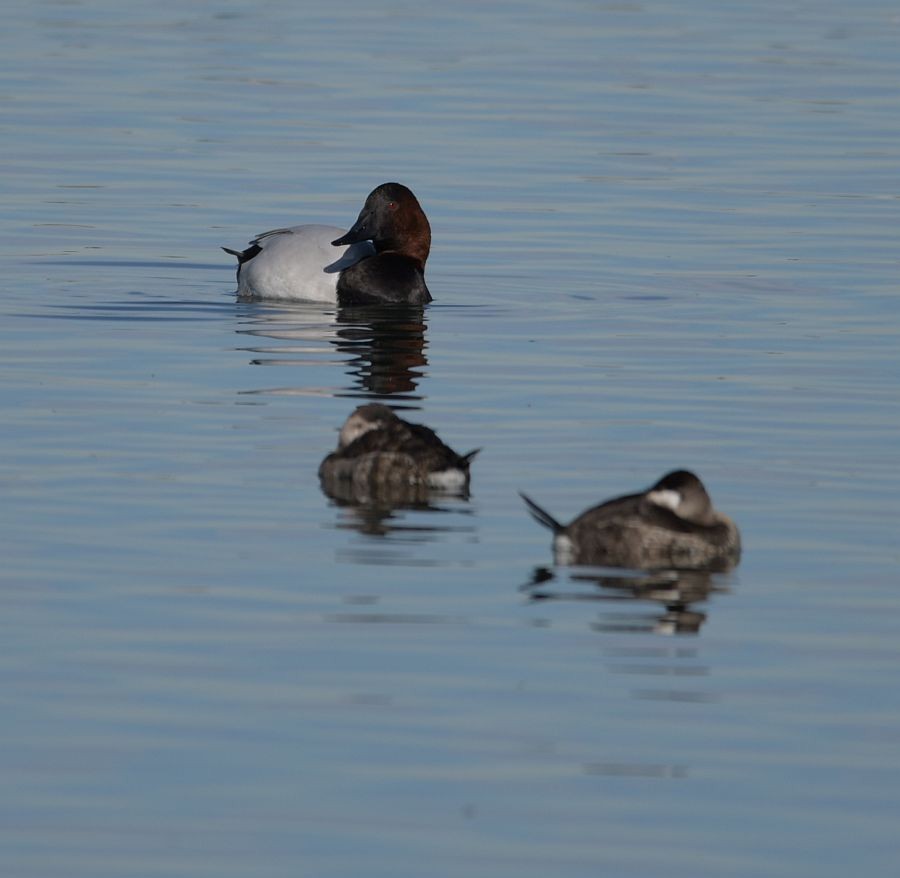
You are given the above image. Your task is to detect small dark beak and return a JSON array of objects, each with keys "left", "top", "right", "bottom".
[{"left": 331, "top": 212, "right": 371, "bottom": 247}]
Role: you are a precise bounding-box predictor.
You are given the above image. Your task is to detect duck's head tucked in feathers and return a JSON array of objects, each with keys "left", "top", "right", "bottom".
[
  {"left": 644, "top": 470, "right": 717, "bottom": 526},
  {"left": 337, "top": 403, "right": 396, "bottom": 449}
]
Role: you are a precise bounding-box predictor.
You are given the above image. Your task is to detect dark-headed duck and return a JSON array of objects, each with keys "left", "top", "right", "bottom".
[
  {"left": 521, "top": 470, "right": 741, "bottom": 571},
  {"left": 223, "top": 183, "right": 431, "bottom": 305}
]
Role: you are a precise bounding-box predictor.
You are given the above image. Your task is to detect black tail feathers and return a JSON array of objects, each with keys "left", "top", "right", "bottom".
[
  {"left": 222, "top": 243, "right": 262, "bottom": 266},
  {"left": 461, "top": 449, "right": 481, "bottom": 469},
  {"left": 519, "top": 492, "right": 563, "bottom": 533}
]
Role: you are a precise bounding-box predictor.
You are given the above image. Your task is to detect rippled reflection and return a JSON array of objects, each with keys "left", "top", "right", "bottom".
[
  {"left": 523, "top": 566, "right": 731, "bottom": 635},
  {"left": 333, "top": 305, "right": 427, "bottom": 398},
  {"left": 237, "top": 302, "right": 428, "bottom": 402},
  {"left": 323, "top": 482, "right": 477, "bottom": 569},
  {"left": 322, "top": 483, "right": 473, "bottom": 540}
]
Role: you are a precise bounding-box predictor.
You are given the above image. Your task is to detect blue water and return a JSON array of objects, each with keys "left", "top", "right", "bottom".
[{"left": 3, "top": 1, "right": 900, "bottom": 875}]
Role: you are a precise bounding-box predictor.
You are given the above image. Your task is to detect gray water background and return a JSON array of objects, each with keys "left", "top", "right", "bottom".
[{"left": 2, "top": 1, "right": 900, "bottom": 875}]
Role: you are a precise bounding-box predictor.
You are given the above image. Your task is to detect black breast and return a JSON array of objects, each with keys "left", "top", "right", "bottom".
[{"left": 337, "top": 253, "right": 431, "bottom": 305}]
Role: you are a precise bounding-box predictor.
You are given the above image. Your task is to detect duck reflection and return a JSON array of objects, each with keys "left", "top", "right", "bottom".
[
  {"left": 323, "top": 489, "right": 471, "bottom": 539},
  {"left": 332, "top": 305, "right": 428, "bottom": 398},
  {"left": 236, "top": 302, "right": 428, "bottom": 400},
  {"left": 522, "top": 566, "right": 729, "bottom": 636},
  {"left": 319, "top": 404, "right": 479, "bottom": 539}
]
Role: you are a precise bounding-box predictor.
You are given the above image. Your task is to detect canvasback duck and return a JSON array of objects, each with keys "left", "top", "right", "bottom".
[
  {"left": 521, "top": 470, "right": 741, "bottom": 571},
  {"left": 319, "top": 404, "right": 478, "bottom": 495},
  {"left": 223, "top": 183, "right": 432, "bottom": 305}
]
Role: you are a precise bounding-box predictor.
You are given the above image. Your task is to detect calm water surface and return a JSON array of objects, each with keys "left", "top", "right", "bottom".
[{"left": 2, "top": 1, "right": 900, "bottom": 876}]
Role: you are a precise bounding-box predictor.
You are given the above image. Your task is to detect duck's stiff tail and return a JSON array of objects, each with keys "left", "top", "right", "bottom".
[
  {"left": 461, "top": 448, "right": 481, "bottom": 469},
  {"left": 222, "top": 243, "right": 262, "bottom": 266},
  {"left": 519, "top": 492, "right": 563, "bottom": 533}
]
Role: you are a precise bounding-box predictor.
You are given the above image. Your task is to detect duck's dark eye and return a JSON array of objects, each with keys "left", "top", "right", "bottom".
[{"left": 388, "top": 201, "right": 398, "bottom": 211}]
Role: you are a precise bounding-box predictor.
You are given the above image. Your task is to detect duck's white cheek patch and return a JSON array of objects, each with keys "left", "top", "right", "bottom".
[
  {"left": 646, "top": 489, "right": 681, "bottom": 511},
  {"left": 428, "top": 468, "right": 467, "bottom": 490},
  {"left": 553, "top": 534, "right": 575, "bottom": 566},
  {"left": 339, "top": 418, "right": 376, "bottom": 448}
]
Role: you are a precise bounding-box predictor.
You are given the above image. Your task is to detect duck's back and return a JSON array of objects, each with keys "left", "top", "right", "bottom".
[
  {"left": 563, "top": 496, "right": 740, "bottom": 570},
  {"left": 324, "top": 419, "right": 452, "bottom": 472},
  {"left": 237, "top": 224, "right": 374, "bottom": 302},
  {"left": 319, "top": 416, "right": 475, "bottom": 496}
]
